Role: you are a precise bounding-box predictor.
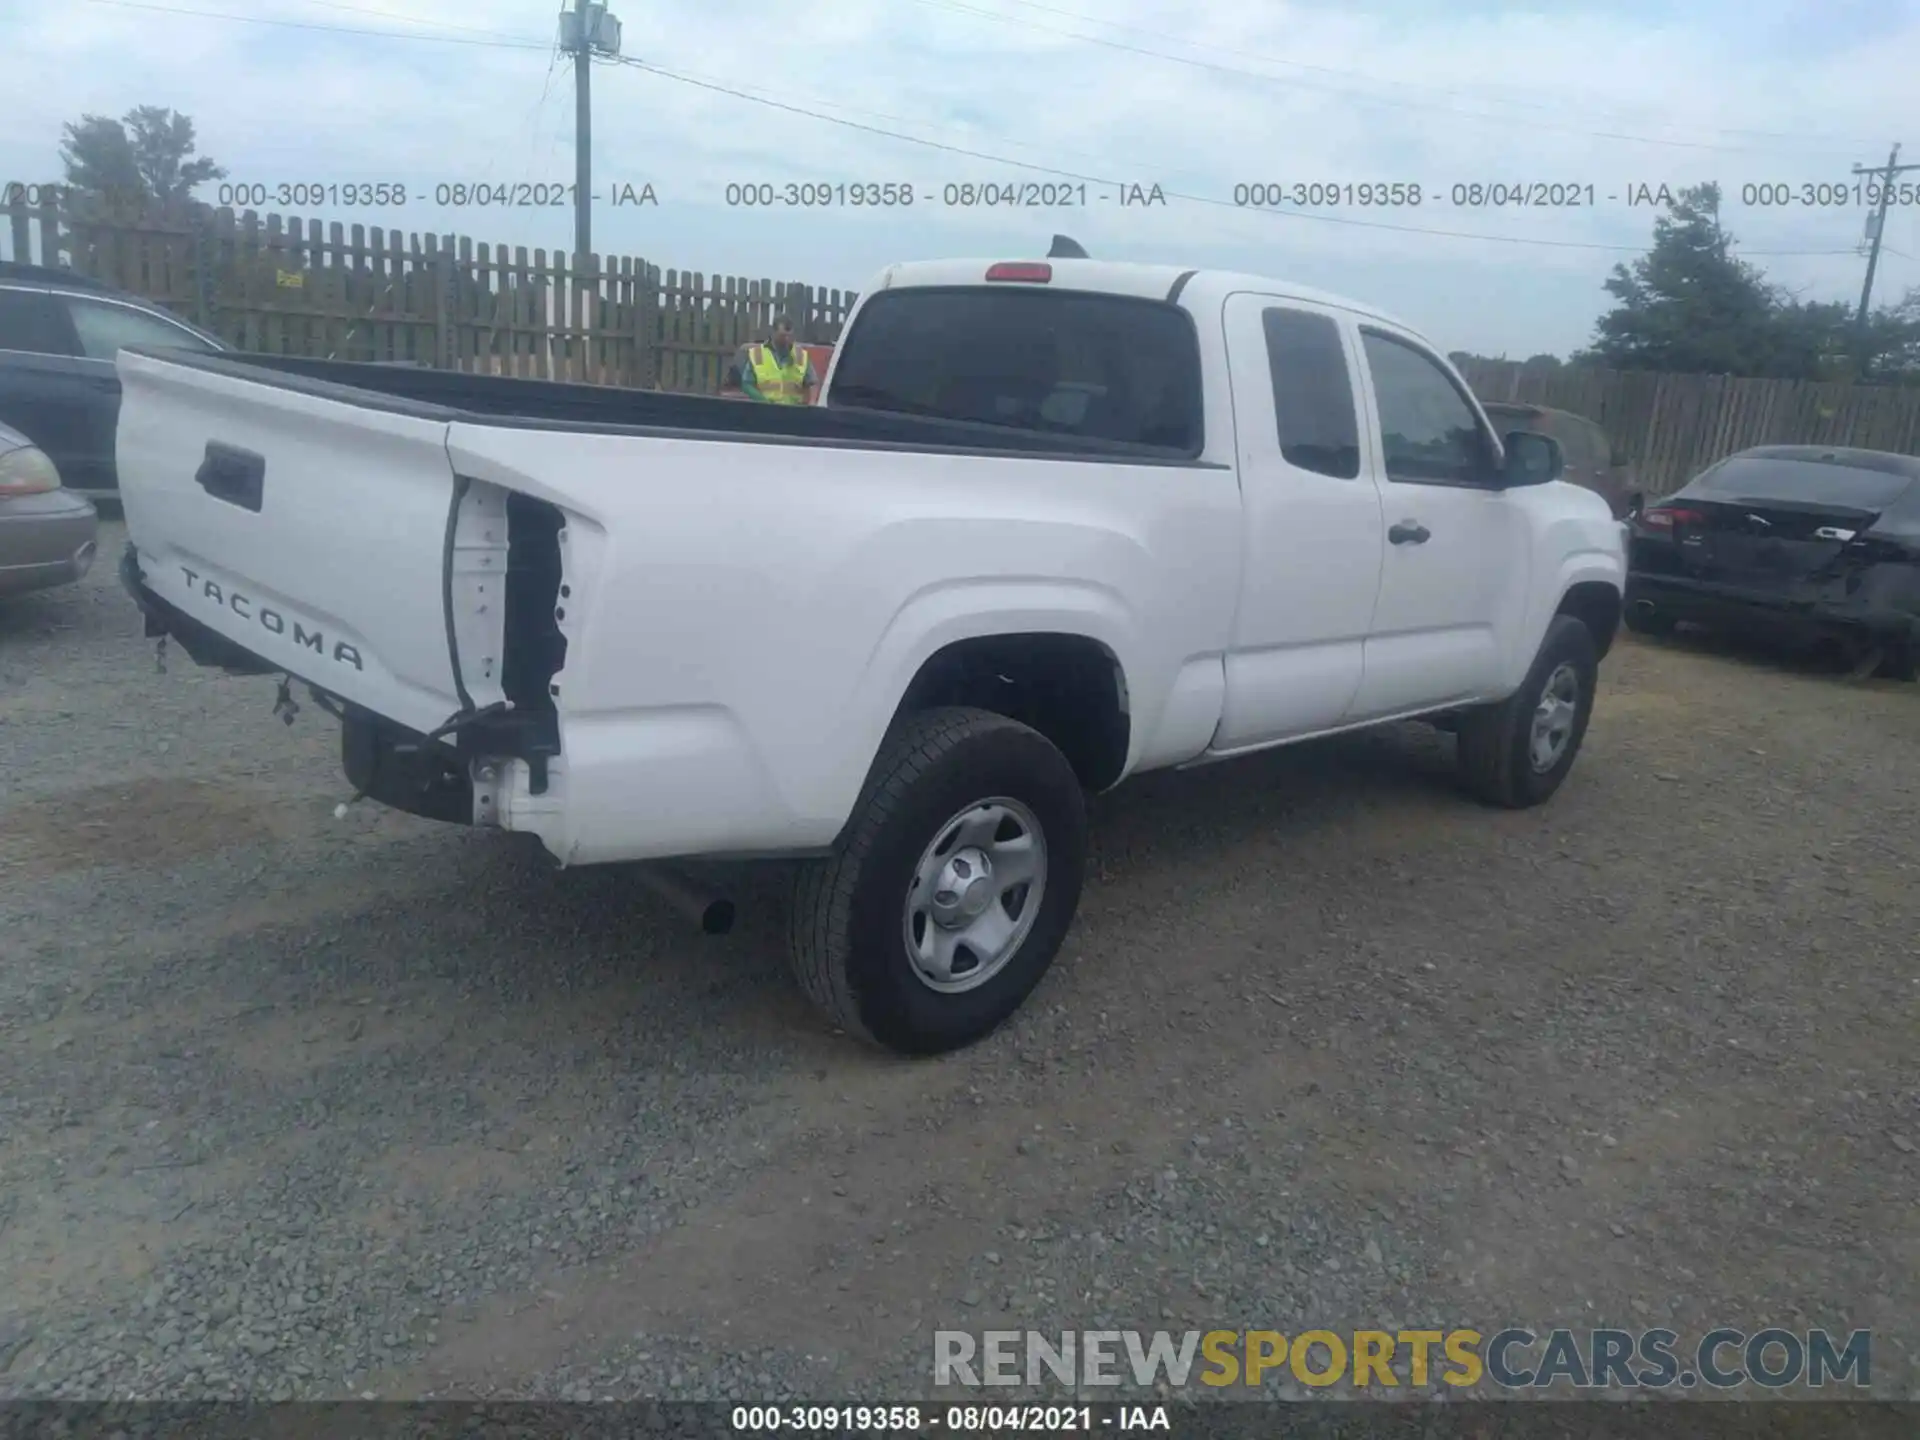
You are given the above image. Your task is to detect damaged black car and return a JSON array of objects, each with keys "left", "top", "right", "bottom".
[{"left": 1624, "top": 445, "right": 1920, "bottom": 680}]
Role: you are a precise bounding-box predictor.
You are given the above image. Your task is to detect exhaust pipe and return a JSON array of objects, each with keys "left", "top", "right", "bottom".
[
  {"left": 1631, "top": 599, "right": 1658, "bottom": 618},
  {"left": 634, "top": 864, "right": 736, "bottom": 936}
]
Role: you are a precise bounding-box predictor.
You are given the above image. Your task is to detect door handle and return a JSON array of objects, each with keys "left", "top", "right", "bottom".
[
  {"left": 196, "top": 441, "right": 266, "bottom": 513},
  {"left": 1389, "top": 520, "right": 1430, "bottom": 545}
]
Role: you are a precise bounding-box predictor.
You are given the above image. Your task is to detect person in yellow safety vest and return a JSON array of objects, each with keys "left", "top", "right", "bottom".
[{"left": 729, "top": 315, "right": 818, "bottom": 404}]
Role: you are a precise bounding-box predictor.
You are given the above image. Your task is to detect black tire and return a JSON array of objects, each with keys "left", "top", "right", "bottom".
[
  {"left": 787, "top": 706, "right": 1088, "bottom": 1055},
  {"left": 1622, "top": 602, "right": 1676, "bottom": 637},
  {"left": 1457, "top": 614, "right": 1599, "bottom": 809}
]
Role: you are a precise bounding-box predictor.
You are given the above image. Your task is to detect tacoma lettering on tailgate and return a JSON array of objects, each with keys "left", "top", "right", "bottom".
[{"left": 180, "top": 566, "right": 365, "bottom": 671}]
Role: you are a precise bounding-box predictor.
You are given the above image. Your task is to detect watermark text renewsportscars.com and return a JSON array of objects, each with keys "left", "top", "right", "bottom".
[{"left": 934, "top": 1327, "right": 1872, "bottom": 1391}]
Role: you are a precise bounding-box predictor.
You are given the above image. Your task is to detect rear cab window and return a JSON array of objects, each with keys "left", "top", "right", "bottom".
[{"left": 827, "top": 286, "right": 1204, "bottom": 454}]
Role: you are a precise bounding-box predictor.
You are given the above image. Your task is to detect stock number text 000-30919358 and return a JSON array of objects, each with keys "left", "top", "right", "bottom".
[{"left": 720, "top": 182, "right": 1112, "bottom": 207}]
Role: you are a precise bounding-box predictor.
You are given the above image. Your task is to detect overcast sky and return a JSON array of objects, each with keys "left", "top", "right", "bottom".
[{"left": 2, "top": 0, "right": 1917, "bottom": 357}]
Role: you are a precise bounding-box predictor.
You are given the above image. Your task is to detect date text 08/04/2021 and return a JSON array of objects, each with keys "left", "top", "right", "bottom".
[{"left": 728, "top": 1405, "right": 1168, "bottom": 1432}]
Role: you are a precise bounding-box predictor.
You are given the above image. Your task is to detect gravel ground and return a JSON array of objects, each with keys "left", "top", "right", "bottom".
[{"left": 1, "top": 519, "right": 1915, "bottom": 1403}]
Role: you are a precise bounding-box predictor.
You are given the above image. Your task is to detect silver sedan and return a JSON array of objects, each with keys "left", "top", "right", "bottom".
[{"left": 0, "top": 419, "right": 97, "bottom": 598}]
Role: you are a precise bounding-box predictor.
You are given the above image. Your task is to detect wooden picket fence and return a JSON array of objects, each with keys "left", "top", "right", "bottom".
[
  {"left": 1456, "top": 358, "right": 1920, "bottom": 498},
  {"left": 2, "top": 190, "right": 854, "bottom": 392}
]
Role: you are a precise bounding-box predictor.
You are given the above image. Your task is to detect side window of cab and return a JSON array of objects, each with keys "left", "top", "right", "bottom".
[
  {"left": 1359, "top": 329, "right": 1493, "bottom": 487},
  {"left": 1261, "top": 306, "right": 1359, "bottom": 479}
]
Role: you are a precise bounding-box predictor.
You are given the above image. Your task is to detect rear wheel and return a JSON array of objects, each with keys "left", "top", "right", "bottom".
[
  {"left": 787, "top": 707, "right": 1088, "bottom": 1055},
  {"left": 1457, "top": 615, "right": 1599, "bottom": 809}
]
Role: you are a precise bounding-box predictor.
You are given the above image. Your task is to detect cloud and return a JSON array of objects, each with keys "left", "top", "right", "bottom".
[{"left": 2, "top": 0, "right": 1916, "bottom": 355}]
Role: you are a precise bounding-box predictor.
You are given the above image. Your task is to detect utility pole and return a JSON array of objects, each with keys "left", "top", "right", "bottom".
[
  {"left": 557, "top": 1, "right": 622, "bottom": 262},
  {"left": 1850, "top": 142, "right": 1918, "bottom": 378},
  {"left": 574, "top": 0, "right": 591, "bottom": 260}
]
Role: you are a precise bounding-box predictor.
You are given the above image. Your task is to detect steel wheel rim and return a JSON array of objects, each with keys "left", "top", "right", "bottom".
[
  {"left": 1529, "top": 662, "right": 1580, "bottom": 773},
  {"left": 903, "top": 796, "right": 1048, "bottom": 994}
]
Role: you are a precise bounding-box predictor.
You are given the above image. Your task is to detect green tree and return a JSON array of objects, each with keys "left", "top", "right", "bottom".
[
  {"left": 1582, "top": 183, "right": 1787, "bottom": 376},
  {"left": 59, "top": 106, "right": 224, "bottom": 211},
  {"left": 1858, "top": 287, "right": 1920, "bottom": 382},
  {"left": 1582, "top": 184, "right": 1920, "bottom": 381},
  {"left": 1768, "top": 297, "right": 1855, "bottom": 380}
]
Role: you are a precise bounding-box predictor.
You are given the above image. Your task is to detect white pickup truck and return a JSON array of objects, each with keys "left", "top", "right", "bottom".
[{"left": 116, "top": 255, "right": 1625, "bottom": 1055}]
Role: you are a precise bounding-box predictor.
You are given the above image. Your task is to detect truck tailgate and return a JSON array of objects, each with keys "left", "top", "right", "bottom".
[{"left": 115, "top": 349, "right": 507, "bottom": 737}]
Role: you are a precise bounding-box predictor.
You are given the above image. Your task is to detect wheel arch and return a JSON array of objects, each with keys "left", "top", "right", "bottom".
[
  {"left": 887, "top": 630, "right": 1132, "bottom": 794},
  {"left": 1557, "top": 578, "right": 1624, "bottom": 661}
]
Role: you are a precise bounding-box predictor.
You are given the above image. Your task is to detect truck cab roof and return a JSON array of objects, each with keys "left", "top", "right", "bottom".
[{"left": 871, "top": 257, "right": 1422, "bottom": 341}]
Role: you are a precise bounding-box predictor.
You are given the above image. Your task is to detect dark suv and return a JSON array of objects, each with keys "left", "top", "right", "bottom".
[{"left": 0, "top": 261, "right": 224, "bottom": 498}]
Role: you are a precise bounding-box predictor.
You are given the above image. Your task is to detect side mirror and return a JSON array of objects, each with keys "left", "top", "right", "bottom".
[{"left": 1502, "top": 429, "right": 1563, "bottom": 487}]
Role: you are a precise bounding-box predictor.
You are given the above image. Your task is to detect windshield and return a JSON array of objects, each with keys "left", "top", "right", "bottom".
[{"left": 829, "top": 286, "right": 1205, "bottom": 453}]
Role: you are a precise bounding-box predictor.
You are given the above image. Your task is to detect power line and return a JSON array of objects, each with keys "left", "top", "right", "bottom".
[
  {"left": 616, "top": 58, "right": 1857, "bottom": 258},
  {"left": 985, "top": 0, "right": 1880, "bottom": 148},
  {"left": 476, "top": 38, "right": 569, "bottom": 193},
  {"left": 61, "top": 0, "right": 1881, "bottom": 164},
  {"left": 60, "top": 0, "right": 1876, "bottom": 164},
  {"left": 908, "top": 0, "right": 1862, "bottom": 157},
  {"left": 585, "top": 54, "right": 1878, "bottom": 259},
  {"left": 610, "top": 56, "right": 1247, "bottom": 180},
  {"left": 74, "top": 0, "right": 550, "bottom": 48},
  {"left": 525, "top": 45, "right": 571, "bottom": 171},
  {"left": 71, "top": 0, "right": 1866, "bottom": 162},
  {"left": 64, "top": 0, "right": 1150, "bottom": 192},
  {"left": 46, "top": 0, "right": 1878, "bottom": 262},
  {"left": 281, "top": 0, "right": 542, "bottom": 41}
]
